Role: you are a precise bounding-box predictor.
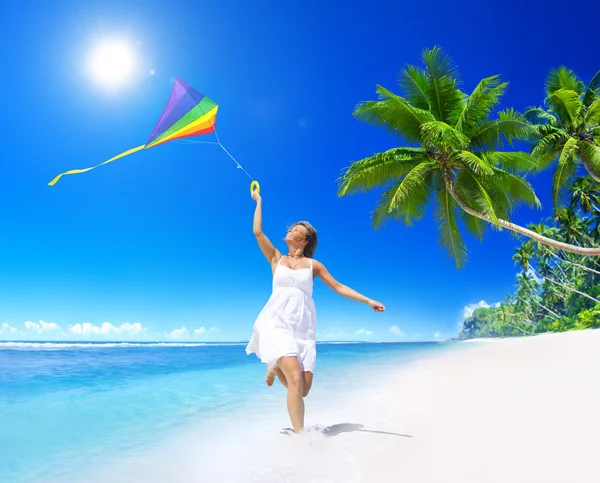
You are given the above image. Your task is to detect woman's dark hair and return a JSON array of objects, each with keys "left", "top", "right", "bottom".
[{"left": 291, "top": 221, "right": 318, "bottom": 258}]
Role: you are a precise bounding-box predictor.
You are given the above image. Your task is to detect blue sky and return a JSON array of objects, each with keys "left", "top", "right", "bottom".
[{"left": 0, "top": 0, "right": 596, "bottom": 342}]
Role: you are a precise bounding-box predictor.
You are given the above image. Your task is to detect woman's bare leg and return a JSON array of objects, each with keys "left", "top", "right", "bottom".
[
  {"left": 274, "top": 367, "right": 288, "bottom": 387},
  {"left": 266, "top": 366, "right": 289, "bottom": 387},
  {"left": 267, "top": 368, "right": 311, "bottom": 394},
  {"left": 277, "top": 356, "right": 304, "bottom": 432},
  {"left": 302, "top": 371, "right": 313, "bottom": 397},
  {"left": 265, "top": 367, "right": 277, "bottom": 386}
]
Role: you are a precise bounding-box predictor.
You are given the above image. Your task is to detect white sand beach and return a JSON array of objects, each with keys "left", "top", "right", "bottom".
[
  {"left": 324, "top": 329, "right": 600, "bottom": 483},
  {"left": 83, "top": 329, "right": 600, "bottom": 483}
]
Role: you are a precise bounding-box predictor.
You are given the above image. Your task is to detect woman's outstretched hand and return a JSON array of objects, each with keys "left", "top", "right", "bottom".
[
  {"left": 251, "top": 189, "right": 262, "bottom": 202},
  {"left": 368, "top": 299, "right": 385, "bottom": 312}
]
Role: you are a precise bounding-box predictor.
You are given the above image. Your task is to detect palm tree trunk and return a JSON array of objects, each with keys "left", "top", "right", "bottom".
[
  {"left": 548, "top": 251, "right": 600, "bottom": 276},
  {"left": 542, "top": 249, "right": 569, "bottom": 278},
  {"left": 541, "top": 275, "right": 600, "bottom": 305},
  {"left": 518, "top": 295, "right": 560, "bottom": 319},
  {"left": 443, "top": 173, "right": 600, "bottom": 256},
  {"left": 527, "top": 264, "right": 600, "bottom": 305},
  {"left": 535, "top": 300, "right": 561, "bottom": 319}
]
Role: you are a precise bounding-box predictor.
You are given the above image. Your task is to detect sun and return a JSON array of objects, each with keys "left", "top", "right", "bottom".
[{"left": 88, "top": 40, "right": 137, "bottom": 88}]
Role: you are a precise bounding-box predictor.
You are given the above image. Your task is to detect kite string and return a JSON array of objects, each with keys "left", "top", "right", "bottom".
[
  {"left": 212, "top": 129, "right": 255, "bottom": 182},
  {"left": 174, "top": 131, "right": 256, "bottom": 182}
]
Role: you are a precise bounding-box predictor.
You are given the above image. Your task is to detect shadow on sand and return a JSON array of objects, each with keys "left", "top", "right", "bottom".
[
  {"left": 323, "top": 423, "right": 412, "bottom": 438},
  {"left": 281, "top": 423, "right": 412, "bottom": 438}
]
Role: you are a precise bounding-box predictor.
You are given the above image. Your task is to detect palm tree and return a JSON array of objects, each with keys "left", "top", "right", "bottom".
[
  {"left": 496, "top": 302, "right": 535, "bottom": 335},
  {"left": 515, "top": 271, "right": 540, "bottom": 320},
  {"left": 553, "top": 208, "right": 595, "bottom": 246},
  {"left": 513, "top": 249, "right": 562, "bottom": 319},
  {"left": 540, "top": 280, "right": 564, "bottom": 311},
  {"left": 525, "top": 67, "right": 600, "bottom": 204},
  {"left": 569, "top": 176, "right": 600, "bottom": 214},
  {"left": 513, "top": 241, "right": 600, "bottom": 306},
  {"left": 337, "top": 47, "right": 600, "bottom": 267},
  {"left": 524, "top": 219, "right": 600, "bottom": 275}
]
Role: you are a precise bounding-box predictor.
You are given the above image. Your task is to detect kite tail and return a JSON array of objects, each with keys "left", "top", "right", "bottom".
[{"left": 48, "top": 145, "right": 146, "bottom": 186}]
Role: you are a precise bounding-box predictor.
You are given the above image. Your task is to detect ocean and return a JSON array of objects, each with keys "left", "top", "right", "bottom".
[{"left": 0, "top": 340, "right": 455, "bottom": 483}]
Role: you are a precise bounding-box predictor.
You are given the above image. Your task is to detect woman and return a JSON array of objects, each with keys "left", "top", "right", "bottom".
[{"left": 245, "top": 188, "right": 385, "bottom": 434}]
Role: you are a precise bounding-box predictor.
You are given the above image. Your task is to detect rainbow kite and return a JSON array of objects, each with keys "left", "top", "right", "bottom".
[{"left": 48, "top": 78, "right": 253, "bottom": 187}]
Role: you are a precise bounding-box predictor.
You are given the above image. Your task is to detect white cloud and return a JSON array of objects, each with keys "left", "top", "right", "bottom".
[
  {"left": 355, "top": 328, "right": 373, "bottom": 336},
  {"left": 526, "top": 267, "right": 543, "bottom": 284},
  {"left": 117, "top": 322, "right": 144, "bottom": 336},
  {"left": 24, "top": 320, "right": 61, "bottom": 334},
  {"left": 463, "top": 300, "right": 491, "bottom": 319},
  {"left": 433, "top": 332, "right": 442, "bottom": 340},
  {"left": 169, "top": 327, "right": 189, "bottom": 339},
  {"left": 388, "top": 325, "right": 404, "bottom": 337},
  {"left": 0, "top": 323, "right": 19, "bottom": 336},
  {"left": 69, "top": 322, "right": 145, "bottom": 337},
  {"left": 191, "top": 326, "right": 219, "bottom": 337},
  {"left": 459, "top": 300, "right": 502, "bottom": 331},
  {"left": 316, "top": 331, "right": 351, "bottom": 341}
]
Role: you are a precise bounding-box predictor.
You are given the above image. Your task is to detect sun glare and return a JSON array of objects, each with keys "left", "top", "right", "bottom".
[{"left": 88, "top": 40, "right": 137, "bottom": 88}]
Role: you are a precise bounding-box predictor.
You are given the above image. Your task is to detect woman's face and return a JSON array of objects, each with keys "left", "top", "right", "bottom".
[{"left": 285, "top": 224, "right": 308, "bottom": 245}]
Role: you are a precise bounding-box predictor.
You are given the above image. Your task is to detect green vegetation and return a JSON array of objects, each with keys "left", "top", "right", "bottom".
[
  {"left": 459, "top": 174, "right": 600, "bottom": 339},
  {"left": 339, "top": 46, "right": 600, "bottom": 338}
]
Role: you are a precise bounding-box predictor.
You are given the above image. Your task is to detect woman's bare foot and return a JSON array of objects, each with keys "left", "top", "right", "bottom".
[{"left": 265, "top": 368, "right": 276, "bottom": 386}]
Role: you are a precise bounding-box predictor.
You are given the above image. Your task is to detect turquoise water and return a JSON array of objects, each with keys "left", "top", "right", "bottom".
[{"left": 0, "top": 340, "right": 453, "bottom": 482}]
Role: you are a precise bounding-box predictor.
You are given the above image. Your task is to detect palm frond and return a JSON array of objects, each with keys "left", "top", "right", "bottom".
[
  {"left": 569, "top": 176, "right": 600, "bottom": 213},
  {"left": 531, "top": 130, "right": 571, "bottom": 166},
  {"left": 398, "top": 65, "right": 430, "bottom": 110},
  {"left": 524, "top": 107, "right": 558, "bottom": 126},
  {"left": 579, "top": 142, "right": 600, "bottom": 179},
  {"left": 420, "top": 46, "right": 460, "bottom": 86},
  {"left": 490, "top": 167, "right": 542, "bottom": 209},
  {"left": 458, "top": 206, "right": 488, "bottom": 241},
  {"left": 548, "top": 88, "right": 583, "bottom": 129},
  {"left": 421, "top": 46, "right": 463, "bottom": 124},
  {"left": 370, "top": 178, "right": 427, "bottom": 229},
  {"left": 483, "top": 151, "right": 543, "bottom": 173},
  {"left": 585, "top": 98, "right": 600, "bottom": 125},
  {"left": 353, "top": 85, "right": 435, "bottom": 142},
  {"left": 476, "top": 173, "right": 515, "bottom": 221},
  {"left": 452, "top": 150, "right": 494, "bottom": 175},
  {"left": 434, "top": 188, "right": 467, "bottom": 268},
  {"left": 552, "top": 136, "right": 579, "bottom": 206},
  {"left": 429, "top": 170, "right": 446, "bottom": 195},
  {"left": 471, "top": 108, "right": 538, "bottom": 149},
  {"left": 454, "top": 75, "right": 507, "bottom": 137},
  {"left": 337, "top": 147, "right": 427, "bottom": 197},
  {"left": 453, "top": 169, "right": 501, "bottom": 227},
  {"left": 583, "top": 69, "right": 600, "bottom": 107},
  {"left": 421, "top": 120, "right": 470, "bottom": 149},
  {"left": 545, "top": 66, "right": 585, "bottom": 97},
  {"left": 536, "top": 124, "right": 564, "bottom": 137},
  {"left": 370, "top": 162, "right": 437, "bottom": 228}
]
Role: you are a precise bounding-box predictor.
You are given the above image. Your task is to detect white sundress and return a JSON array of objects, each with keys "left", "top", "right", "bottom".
[{"left": 245, "top": 256, "right": 317, "bottom": 373}]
